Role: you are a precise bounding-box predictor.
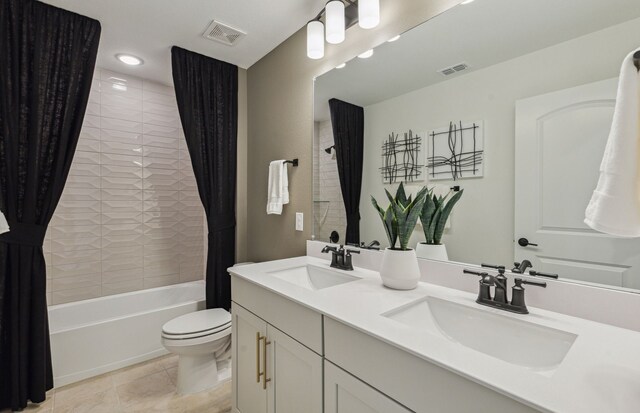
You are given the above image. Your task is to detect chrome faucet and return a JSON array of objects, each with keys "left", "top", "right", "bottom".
[
  {"left": 321, "top": 244, "right": 360, "bottom": 270},
  {"left": 463, "top": 268, "right": 546, "bottom": 314}
]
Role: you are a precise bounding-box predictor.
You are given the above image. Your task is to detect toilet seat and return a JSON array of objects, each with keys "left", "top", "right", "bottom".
[{"left": 162, "top": 309, "right": 232, "bottom": 340}]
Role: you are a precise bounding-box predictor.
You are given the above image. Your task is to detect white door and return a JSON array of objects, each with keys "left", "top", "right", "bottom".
[
  {"left": 232, "top": 303, "right": 268, "bottom": 413},
  {"left": 267, "top": 325, "right": 322, "bottom": 413},
  {"left": 515, "top": 77, "right": 640, "bottom": 290},
  {"left": 324, "top": 361, "right": 412, "bottom": 413}
]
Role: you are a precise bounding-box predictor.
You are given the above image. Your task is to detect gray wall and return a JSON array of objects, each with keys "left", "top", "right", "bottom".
[{"left": 246, "top": 0, "right": 461, "bottom": 262}]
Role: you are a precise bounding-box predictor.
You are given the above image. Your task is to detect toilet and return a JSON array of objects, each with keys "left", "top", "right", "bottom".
[{"left": 161, "top": 308, "right": 232, "bottom": 394}]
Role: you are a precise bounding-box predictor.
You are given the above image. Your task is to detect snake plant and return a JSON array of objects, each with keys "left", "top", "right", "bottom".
[
  {"left": 420, "top": 188, "right": 464, "bottom": 245},
  {"left": 371, "top": 183, "right": 428, "bottom": 250}
]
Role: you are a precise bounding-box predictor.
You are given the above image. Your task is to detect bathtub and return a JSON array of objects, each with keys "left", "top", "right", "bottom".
[{"left": 48, "top": 281, "right": 205, "bottom": 387}]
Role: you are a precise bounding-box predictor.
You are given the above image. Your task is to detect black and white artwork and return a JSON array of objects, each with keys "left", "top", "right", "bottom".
[
  {"left": 427, "top": 121, "right": 484, "bottom": 181},
  {"left": 380, "top": 130, "right": 425, "bottom": 184}
]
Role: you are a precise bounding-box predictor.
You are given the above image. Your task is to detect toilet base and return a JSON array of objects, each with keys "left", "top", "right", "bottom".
[{"left": 176, "top": 354, "right": 232, "bottom": 395}]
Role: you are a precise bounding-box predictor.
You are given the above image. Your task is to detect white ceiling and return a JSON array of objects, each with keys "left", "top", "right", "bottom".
[
  {"left": 42, "top": 0, "right": 326, "bottom": 85},
  {"left": 314, "top": 0, "right": 640, "bottom": 121}
]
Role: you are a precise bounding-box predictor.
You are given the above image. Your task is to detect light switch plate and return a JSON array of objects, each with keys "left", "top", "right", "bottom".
[{"left": 295, "top": 212, "right": 303, "bottom": 231}]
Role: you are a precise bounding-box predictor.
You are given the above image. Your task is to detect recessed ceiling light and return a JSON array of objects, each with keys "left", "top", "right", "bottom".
[
  {"left": 460, "top": 0, "right": 475, "bottom": 4},
  {"left": 336, "top": 63, "right": 346, "bottom": 69},
  {"left": 115, "top": 54, "right": 143, "bottom": 66},
  {"left": 358, "top": 49, "right": 374, "bottom": 59},
  {"left": 387, "top": 35, "right": 401, "bottom": 42}
]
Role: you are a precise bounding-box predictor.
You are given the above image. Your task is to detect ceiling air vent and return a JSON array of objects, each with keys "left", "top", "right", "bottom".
[
  {"left": 438, "top": 62, "right": 469, "bottom": 76},
  {"left": 202, "top": 20, "right": 246, "bottom": 46}
]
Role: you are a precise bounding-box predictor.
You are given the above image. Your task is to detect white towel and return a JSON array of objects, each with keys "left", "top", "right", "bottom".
[
  {"left": 0, "top": 210, "right": 9, "bottom": 235},
  {"left": 267, "top": 160, "right": 289, "bottom": 215},
  {"left": 585, "top": 49, "right": 640, "bottom": 236}
]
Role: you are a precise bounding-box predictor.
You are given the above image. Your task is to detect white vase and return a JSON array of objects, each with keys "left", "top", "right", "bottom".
[
  {"left": 415, "top": 243, "right": 449, "bottom": 261},
  {"left": 379, "top": 248, "right": 421, "bottom": 290}
]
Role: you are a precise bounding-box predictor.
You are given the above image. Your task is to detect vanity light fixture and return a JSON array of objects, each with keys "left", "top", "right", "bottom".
[
  {"left": 307, "top": 21, "right": 325, "bottom": 59},
  {"left": 387, "top": 35, "right": 401, "bottom": 42},
  {"left": 306, "top": 0, "right": 380, "bottom": 59},
  {"left": 336, "top": 63, "right": 347, "bottom": 69},
  {"left": 326, "top": 1, "right": 346, "bottom": 44},
  {"left": 358, "top": 0, "right": 380, "bottom": 29},
  {"left": 115, "top": 53, "right": 143, "bottom": 66},
  {"left": 358, "top": 49, "right": 374, "bottom": 59}
]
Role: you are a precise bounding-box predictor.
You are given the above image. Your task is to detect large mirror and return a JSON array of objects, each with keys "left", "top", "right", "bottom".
[{"left": 313, "top": 0, "right": 640, "bottom": 292}]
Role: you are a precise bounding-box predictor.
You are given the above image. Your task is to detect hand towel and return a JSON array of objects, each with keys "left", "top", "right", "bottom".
[
  {"left": 585, "top": 49, "right": 640, "bottom": 236},
  {"left": 267, "top": 160, "right": 289, "bottom": 215},
  {"left": 0, "top": 210, "right": 9, "bottom": 235}
]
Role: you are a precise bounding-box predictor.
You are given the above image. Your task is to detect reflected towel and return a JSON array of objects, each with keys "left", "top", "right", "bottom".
[
  {"left": 0, "top": 211, "right": 9, "bottom": 235},
  {"left": 267, "top": 160, "right": 289, "bottom": 215},
  {"left": 585, "top": 49, "right": 640, "bottom": 236}
]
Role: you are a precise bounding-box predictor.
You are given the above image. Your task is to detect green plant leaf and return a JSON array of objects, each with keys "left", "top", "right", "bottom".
[
  {"left": 398, "top": 194, "right": 427, "bottom": 249},
  {"left": 420, "top": 191, "right": 436, "bottom": 242},
  {"left": 433, "top": 189, "right": 464, "bottom": 244},
  {"left": 396, "top": 182, "right": 408, "bottom": 208},
  {"left": 384, "top": 203, "right": 398, "bottom": 248},
  {"left": 372, "top": 195, "right": 394, "bottom": 247}
]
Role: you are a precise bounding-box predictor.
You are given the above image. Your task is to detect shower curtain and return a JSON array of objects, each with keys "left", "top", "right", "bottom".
[
  {"left": 171, "top": 46, "right": 238, "bottom": 310},
  {"left": 329, "top": 98, "right": 365, "bottom": 245},
  {"left": 0, "top": 1, "right": 100, "bottom": 409}
]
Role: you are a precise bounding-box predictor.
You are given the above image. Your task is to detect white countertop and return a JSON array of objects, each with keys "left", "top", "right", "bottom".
[{"left": 229, "top": 256, "right": 640, "bottom": 413}]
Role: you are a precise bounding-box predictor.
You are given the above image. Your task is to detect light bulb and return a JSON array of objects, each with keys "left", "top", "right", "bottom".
[
  {"left": 325, "top": 1, "right": 345, "bottom": 44},
  {"left": 358, "top": 49, "right": 374, "bottom": 59},
  {"left": 336, "top": 63, "right": 346, "bottom": 69},
  {"left": 358, "top": 0, "right": 380, "bottom": 29},
  {"left": 387, "top": 35, "right": 401, "bottom": 42},
  {"left": 307, "top": 21, "right": 325, "bottom": 59}
]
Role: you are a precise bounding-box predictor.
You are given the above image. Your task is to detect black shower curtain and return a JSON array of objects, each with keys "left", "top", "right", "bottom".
[
  {"left": 329, "top": 98, "right": 365, "bottom": 245},
  {"left": 171, "top": 47, "right": 238, "bottom": 310},
  {"left": 0, "top": 1, "right": 100, "bottom": 409}
]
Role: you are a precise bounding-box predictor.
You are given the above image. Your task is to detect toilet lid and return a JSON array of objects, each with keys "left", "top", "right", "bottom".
[{"left": 162, "top": 309, "right": 231, "bottom": 336}]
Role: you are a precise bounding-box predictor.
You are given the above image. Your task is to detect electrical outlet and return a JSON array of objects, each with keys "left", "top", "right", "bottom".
[{"left": 295, "top": 212, "right": 304, "bottom": 231}]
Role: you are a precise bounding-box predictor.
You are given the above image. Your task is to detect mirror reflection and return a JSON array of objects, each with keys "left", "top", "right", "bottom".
[{"left": 313, "top": 0, "right": 640, "bottom": 292}]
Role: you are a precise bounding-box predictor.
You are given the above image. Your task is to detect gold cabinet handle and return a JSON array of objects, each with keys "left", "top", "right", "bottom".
[
  {"left": 262, "top": 338, "right": 271, "bottom": 390},
  {"left": 256, "top": 332, "right": 263, "bottom": 383}
]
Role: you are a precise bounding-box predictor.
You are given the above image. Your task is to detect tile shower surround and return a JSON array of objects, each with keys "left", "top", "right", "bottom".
[
  {"left": 313, "top": 120, "right": 346, "bottom": 242},
  {"left": 44, "top": 68, "right": 205, "bottom": 305}
]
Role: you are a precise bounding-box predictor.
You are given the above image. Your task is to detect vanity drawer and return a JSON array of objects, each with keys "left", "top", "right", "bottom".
[
  {"left": 323, "top": 317, "right": 539, "bottom": 413},
  {"left": 231, "top": 275, "right": 323, "bottom": 354}
]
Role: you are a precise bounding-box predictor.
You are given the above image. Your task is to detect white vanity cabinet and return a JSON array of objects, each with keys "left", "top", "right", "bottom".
[
  {"left": 231, "top": 277, "right": 323, "bottom": 413},
  {"left": 231, "top": 270, "right": 539, "bottom": 413},
  {"left": 325, "top": 360, "right": 412, "bottom": 413}
]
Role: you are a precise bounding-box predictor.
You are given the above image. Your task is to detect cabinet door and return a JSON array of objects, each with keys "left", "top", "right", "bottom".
[
  {"left": 232, "top": 303, "right": 268, "bottom": 413},
  {"left": 325, "top": 361, "right": 413, "bottom": 413},
  {"left": 266, "top": 324, "right": 322, "bottom": 413}
]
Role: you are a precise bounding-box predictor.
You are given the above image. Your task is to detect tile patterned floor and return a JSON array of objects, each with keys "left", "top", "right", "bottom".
[{"left": 3, "top": 355, "right": 231, "bottom": 413}]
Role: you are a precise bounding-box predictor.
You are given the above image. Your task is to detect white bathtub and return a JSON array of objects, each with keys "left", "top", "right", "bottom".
[{"left": 49, "top": 281, "right": 205, "bottom": 387}]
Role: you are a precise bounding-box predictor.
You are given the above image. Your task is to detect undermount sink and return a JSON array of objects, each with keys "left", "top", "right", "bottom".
[
  {"left": 385, "top": 296, "right": 577, "bottom": 371},
  {"left": 266, "top": 264, "right": 359, "bottom": 291}
]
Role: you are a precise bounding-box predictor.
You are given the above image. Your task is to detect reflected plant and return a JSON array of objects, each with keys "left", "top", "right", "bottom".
[
  {"left": 371, "top": 182, "right": 428, "bottom": 250},
  {"left": 420, "top": 188, "right": 464, "bottom": 245}
]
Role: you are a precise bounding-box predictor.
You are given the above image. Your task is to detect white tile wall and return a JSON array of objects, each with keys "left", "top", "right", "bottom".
[
  {"left": 44, "top": 68, "right": 205, "bottom": 305},
  {"left": 313, "top": 120, "right": 347, "bottom": 243}
]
